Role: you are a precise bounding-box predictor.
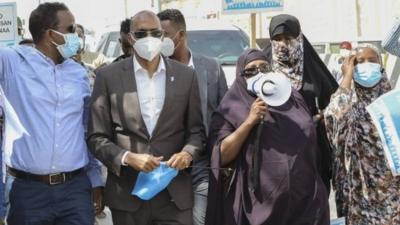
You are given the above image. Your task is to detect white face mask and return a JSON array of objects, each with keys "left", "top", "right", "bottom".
[
  {"left": 161, "top": 37, "right": 175, "bottom": 57},
  {"left": 133, "top": 37, "right": 163, "bottom": 61}
]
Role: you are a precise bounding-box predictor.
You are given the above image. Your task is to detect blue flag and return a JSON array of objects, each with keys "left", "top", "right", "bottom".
[
  {"left": 330, "top": 217, "right": 346, "bottom": 225},
  {"left": 131, "top": 162, "right": 178, "bottom": 200},
  {"left": 367, "top": 89, "right": 400, "bottom": 176}
]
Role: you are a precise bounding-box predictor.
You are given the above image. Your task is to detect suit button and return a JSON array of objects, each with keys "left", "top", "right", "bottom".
[{"left": 170, "top": 198, "right": 174, "bottom": 202}]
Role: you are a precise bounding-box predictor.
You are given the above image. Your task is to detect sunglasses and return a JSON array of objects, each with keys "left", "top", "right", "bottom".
[
  {"left": 243, "top": 64, "right": 272, "bottom": 78},
  {"left": 130, "top": 29, "right": 163, "bottom": 39}
]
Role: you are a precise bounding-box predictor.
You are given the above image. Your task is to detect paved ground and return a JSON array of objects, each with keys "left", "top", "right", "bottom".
[{"left": 97, "top": 193, "right": 339, "bottom": 225}]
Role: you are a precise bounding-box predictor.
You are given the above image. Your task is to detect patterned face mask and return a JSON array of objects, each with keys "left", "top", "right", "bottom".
[{"left": 271, "top": 33, "right": 304, "bottom": 90}]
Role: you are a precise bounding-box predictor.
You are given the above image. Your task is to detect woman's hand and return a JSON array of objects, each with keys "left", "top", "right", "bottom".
[
  {"left": 245, "top": 98, "right": 268, "bottom": 126},
  {"left": 341, "top": 55, "right": 356, "bottom": 80},
  {"left": 340, "top": 55, "right": 356, "bottom": 89}
]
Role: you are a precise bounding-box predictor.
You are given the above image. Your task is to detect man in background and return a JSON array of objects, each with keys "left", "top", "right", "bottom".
[
  {"left": 328, "top": 41, "right": 352, "bottom": 83},
  {"left": 76, "top": 24, "right": 109, "bottom": 69},
  {"left": 113, "top": 18, "right": 134, "bottom": 63}
]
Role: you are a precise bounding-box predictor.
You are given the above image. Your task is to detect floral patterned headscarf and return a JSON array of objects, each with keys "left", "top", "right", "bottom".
[{"left": 271, "top": 33, "right": 304, "bottom": 90}]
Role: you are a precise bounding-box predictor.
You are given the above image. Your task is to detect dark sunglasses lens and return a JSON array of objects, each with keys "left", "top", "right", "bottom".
[
  {"left": 64, "top": 24, "right": 76, "bottom": 33},
  {"left": 134, "top": 31, "right": 147, "bottom": 39},
  {"left": 151, "top": 30, "right": 163, "bottom": 38},
  {"left": 259, "top": 64, "right": 271, "bottom": 73},
  {"left": 244, "top": 68, "right": 258, "bottom": 76}
]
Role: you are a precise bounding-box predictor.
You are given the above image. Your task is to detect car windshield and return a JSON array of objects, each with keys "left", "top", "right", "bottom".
[{"left": 187, "top": 30, "right": 249, "bottom": 65}]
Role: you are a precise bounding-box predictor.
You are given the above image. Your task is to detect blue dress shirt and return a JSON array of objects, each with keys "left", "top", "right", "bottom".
[{"left": 0, "top": 45, "right": 102, "bottom": 187}]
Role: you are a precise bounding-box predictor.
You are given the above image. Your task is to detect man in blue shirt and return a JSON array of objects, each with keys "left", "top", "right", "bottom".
[{"left": 0, "top": 2, "right": 103, "bottom": 225}]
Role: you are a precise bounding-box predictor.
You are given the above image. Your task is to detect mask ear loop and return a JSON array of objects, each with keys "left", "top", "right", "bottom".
[
  {"left": 172, "top": 30, "right": 184, "bottom": 50},
  {"left": 49, "top": 29, "right": 67, "bottom": 47}
]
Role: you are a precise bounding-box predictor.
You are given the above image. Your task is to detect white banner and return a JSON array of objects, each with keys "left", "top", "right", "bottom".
[
  {"left": 221, "top": 0, "right": 283, "bottom": 14},
  {"left": 367, "top": 89, "right": 400, "bottom": 176},
  {"left": 0, "top": 2, "right": 17, "bottom": 47}
]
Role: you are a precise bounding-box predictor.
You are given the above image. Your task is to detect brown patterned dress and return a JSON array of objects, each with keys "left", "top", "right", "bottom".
[{"left": 324, "top": 79, "right": 400, "bottom": 225}]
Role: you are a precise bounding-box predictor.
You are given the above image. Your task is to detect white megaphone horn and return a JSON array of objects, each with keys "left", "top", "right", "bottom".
[{"left": 247, "top": 72, "right": 292, "bottom": 106}]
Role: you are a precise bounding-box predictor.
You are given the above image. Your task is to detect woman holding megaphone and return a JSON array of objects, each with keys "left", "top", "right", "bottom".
[{"left": 205, "top": 49, "right": 329, "bottom": 225}]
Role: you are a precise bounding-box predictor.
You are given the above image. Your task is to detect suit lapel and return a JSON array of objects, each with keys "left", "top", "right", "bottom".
[
  {"left": 120, "top": 57, "right": 150, "bottom": 140},
  {"left": 151, "top": 57, "right": 174, "bottom": 139},
  {"left": 192, "top": 55, "right": 208, "bottom": 123},
  {"left": 193, "top": 55, "right": 208, "bottom": 91}
]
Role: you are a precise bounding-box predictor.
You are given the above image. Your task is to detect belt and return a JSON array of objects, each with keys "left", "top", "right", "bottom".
[{"left": 7, "top": 167, "right": 84, "bottom": 185}]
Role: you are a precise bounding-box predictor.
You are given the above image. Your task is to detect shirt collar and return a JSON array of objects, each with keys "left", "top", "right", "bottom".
[
  {"left": 187, "top": 50, "right": 195, "bottom": 68},
  {"left": 133, "top": 55, "right": 166, "bottom": 75},
  {"left": 15, "top": 45, "right": 76, "bottom": 68}
]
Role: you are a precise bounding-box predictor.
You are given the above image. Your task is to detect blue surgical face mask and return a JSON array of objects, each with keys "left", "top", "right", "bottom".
[
  {"left": 51, "top": 30, "right": 81, "bottom": 59},
  {"left": 353, "top": 62, "right": 382, "bottom": 88}
]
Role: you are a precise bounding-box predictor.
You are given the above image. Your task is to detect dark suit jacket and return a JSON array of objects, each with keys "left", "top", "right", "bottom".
[
  {"left": 191, "top": 54, "right": 227, "bottom": 185},
  {"left": 192, "top": 54, "right": 227, "bottom": 133},
  {"left": 87, "top": 56, "right": 205, "bottom": 212}
]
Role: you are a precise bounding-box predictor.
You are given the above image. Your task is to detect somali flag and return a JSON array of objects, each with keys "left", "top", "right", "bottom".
[
  {"left": 330, "top": 217, "right": 345, "bottom": 225},
  {"left": 367, "top": 89, "right": 400, "bottom": 176}
]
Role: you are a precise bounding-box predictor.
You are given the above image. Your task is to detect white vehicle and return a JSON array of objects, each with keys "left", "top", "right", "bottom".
[
  {"left": 96, "top": 20, "right": 251, "bottom": 87},
  {"left": 186, "top": 20, "right": 250, "bottom": 87}
]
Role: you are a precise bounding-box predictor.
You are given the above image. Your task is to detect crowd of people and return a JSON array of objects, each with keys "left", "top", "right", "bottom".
[{"left": 0, "top": 2, "right": 399, "bottom": 225}]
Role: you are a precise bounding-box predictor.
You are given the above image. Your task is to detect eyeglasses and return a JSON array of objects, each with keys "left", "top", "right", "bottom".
[
  {"left": 242, "top": 64, "right": 272, "bottom": 78},
  {"left": 130, "top": 29, "right": 163, "bottom": 39},
  {"left": 54, "top": 24, "right": 76, "bottom": 34}
]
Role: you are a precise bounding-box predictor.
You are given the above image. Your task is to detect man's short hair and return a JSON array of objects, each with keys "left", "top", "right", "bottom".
[
  {"left": 120, "top": 18, "right": 131, "bottom": 34},
  {"left": 76, "top": 24, "right": 84, "bottom": 35},
  {"left": 157, "top": 9, "right": 186, "bottom": 31},
  {"left": 29, "top": 2, "right": 69, "bottom": 44}
]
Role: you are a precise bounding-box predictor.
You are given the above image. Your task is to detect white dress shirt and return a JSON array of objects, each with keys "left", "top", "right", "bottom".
[
  {"left": 121, "top": 56, "right": 166, "bottom": 165},
  {"left": 133, "top": 56, "right": 166, "bottom": 135},
  {"left": 187, "top": 51, "right": 195, "bottom": 68}
]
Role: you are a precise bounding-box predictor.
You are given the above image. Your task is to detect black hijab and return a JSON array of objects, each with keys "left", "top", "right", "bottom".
[
  {"left": 264, "top": 14, "right": 338, "bottom": 111},
  {"left": 205, "top": 48, "right": 329, "bottom": 225},
  {"left": 263, "top": 14, "right": 338, "bottom": 191},
  {"left": 218, "top": 48, "right": 269, "bottom": 128}
]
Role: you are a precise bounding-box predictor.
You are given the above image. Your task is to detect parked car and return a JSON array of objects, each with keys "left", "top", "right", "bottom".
[
  {"left": 96, "top": 20, "right": 250, "bottom": 87},
  {"left": 96, "top": 31, "right": 121, "bottom": 59},
  {"left": 186, "top": 20, "right": 250, "bottom": 87}
]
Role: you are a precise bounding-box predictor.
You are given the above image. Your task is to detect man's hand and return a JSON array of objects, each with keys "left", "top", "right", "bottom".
[
  {"left": 124, "top": 152, "right": 163, "bottom": 172},
  {"left": 92, "top": 187, "right": 104, "bottom": 216},
  {"left": 167, "top": 151, "right": 193, "bottom": 170}
]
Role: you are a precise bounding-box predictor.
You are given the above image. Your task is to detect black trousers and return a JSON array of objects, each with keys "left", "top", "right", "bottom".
[
  {"left": 7, "top": 173, "right": 94, "bottom": 225},
  {"left": 111, "top": 190, "right": 192, "bottom": 225}
]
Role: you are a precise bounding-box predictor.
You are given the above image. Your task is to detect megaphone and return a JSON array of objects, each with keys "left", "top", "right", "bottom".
[{"left": 247, "top": 72, "right": 292, "bottom": 106}]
